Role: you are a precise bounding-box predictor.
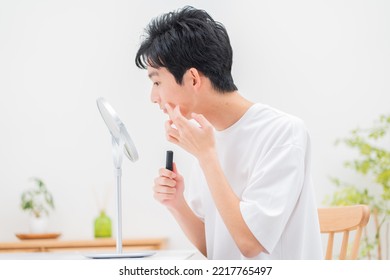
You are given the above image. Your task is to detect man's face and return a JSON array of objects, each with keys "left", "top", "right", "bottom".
[{"left": 147, "top": 66, "right": 195, "bottom": 118}]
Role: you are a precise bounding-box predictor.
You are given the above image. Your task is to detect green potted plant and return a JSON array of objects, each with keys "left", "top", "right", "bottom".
[
  {"left": 21, "top": 177, "right": 55, "bottom": 233},
  {"left": 325, "top": 114, "right": 390, "bottom": 259}
]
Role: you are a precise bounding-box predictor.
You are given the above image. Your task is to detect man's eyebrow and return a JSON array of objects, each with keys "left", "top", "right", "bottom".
[{"left": 148, "top": 71, "right": 159, "bottom": 78}]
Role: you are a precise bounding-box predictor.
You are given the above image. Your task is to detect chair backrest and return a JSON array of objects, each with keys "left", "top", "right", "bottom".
[{"left": 317, "top": 205, "right": 370, "bottom": 260}]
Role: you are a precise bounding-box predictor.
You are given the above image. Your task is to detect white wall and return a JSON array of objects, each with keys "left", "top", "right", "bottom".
[{"left": 0, "top": 0, "right": 389, "bottom": 252}]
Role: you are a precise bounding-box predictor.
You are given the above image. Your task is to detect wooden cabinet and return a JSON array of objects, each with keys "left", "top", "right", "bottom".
[{"left": 0, "top": 238, "right": 167, "bottom": 253}]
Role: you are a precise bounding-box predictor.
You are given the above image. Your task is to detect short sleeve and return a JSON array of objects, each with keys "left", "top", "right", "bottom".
[{"left": 240, "top": 144, "right": 305, "bottom": 254}]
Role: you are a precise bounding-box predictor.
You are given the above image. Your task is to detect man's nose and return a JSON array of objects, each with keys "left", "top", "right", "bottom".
[{"left": 150, "top": 90, "right": 160, "bottom": 104}]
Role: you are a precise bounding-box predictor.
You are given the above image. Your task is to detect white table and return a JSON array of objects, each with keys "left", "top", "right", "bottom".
[{"left": 0, "top": 250, "right": 205, "bottom": 260}]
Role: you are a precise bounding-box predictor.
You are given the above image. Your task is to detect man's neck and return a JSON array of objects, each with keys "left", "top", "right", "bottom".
[{"left": 198, "top": 91, "right": 253, "bottom": 131}]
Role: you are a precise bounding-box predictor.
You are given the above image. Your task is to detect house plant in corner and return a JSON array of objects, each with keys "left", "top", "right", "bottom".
[
  {"left": 20, "top": 177, "right": 55, "bottom": 234},
  {"left": 326, "top": 114, "right": 390, "bottom": 259}
]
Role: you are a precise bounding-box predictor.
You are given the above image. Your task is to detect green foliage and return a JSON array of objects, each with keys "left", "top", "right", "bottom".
[
  {"left": 20, "top": 177, "right": 55, "bottom": 218},
  {"left": 326, "top": 114, "right": 390, "bottom": 259},
  {"left": 325, "top": 179, "right": 374, "bottom": 206}
]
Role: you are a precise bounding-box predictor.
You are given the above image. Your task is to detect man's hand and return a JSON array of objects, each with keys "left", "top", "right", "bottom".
[
  {"left": 153, "top": 163, "right": 185, "bottom": 210},
  {"left": 164, "top": 103, "right": 216, "bottom": 161}
]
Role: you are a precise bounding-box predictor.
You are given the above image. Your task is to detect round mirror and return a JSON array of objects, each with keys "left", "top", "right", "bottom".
[{"left": 96, "top": 97, "right": 139, "bottom": 162}]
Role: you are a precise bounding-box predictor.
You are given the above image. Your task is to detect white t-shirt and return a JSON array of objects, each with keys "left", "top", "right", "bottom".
[{"left": 186, "top": 103, "right": 323, "bottom": 259}]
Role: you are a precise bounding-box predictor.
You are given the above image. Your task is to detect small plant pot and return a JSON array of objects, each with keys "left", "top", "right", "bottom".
[{"left": 29, "top": 216, "right": 49, "bottom": 234}]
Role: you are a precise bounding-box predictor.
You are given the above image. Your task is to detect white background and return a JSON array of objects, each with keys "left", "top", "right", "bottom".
[{"left": 0, "top": 0, "right": 389, "bottom": 252}]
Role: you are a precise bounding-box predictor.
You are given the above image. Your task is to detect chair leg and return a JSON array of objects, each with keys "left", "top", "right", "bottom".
[
  {"left": 351, "top": 227, "right": 363, "bottom": 260},
  {"left": 339, "top": 231, "right": 349, "bottom": 260},
  {"left": 326, "top": 232, "right": 334, "bottom": 260}
]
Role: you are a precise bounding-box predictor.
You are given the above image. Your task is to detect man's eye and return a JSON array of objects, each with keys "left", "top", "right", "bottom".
[{"left": 153, "top": 82, "right": 160, "bottom": 86}]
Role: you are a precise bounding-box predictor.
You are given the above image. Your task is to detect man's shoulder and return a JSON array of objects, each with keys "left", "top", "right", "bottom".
[
  {"left": 249, "top": 103, "right": 306, "bottom": 132},
  {"left": 247, "top": 103, "right": 308, "bottom": 148}
]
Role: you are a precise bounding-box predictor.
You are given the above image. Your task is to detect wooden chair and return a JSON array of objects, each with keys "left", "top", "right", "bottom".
[{"left": 317, "top": 205, "right": 370, "bottom": 260}]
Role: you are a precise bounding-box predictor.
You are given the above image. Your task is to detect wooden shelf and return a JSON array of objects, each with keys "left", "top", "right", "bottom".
[{"left": 0, "top": 238, "right": 167, "bottom": 253}]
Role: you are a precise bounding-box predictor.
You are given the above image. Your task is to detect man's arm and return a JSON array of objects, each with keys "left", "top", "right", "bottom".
[
  {"left": 153, "top": 164, "right": 207, "bottom": 257},
  {"left": 165, "top": 104, "right": 265, "bottom": 258},
  {"left": 199, "top": 152, "right": 265, "bottom": 258},
  {"left": 168, "top": 199, "right": 207, "bottom": 257}
]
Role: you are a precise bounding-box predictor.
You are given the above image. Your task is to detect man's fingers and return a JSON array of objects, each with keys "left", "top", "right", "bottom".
[
  {"left": 165, "top": 104, "right": 187, "bottom": 128},
  {"left": 172, "top": 105, "right": 188, "bottom": 128},
  {"left": 153, "top": 184, "right": 176, "bottom": 194},
  {"left": 159, "top": 167, "right": 176, "bottom": 179},
  {"left": 154, "top": 176, "right": 176, "bottom": 187},
  {"left": 165, "top": 103, "right": 175, "bottom": 120},
  {"left": 165, "top": 120, "right": 180, "bottom": 139},
  {"left": 191, "top": 112, "right": 211, "bottom": 129},
  {"left": 153, "top": 192, "right": 175, "bottom": 202},
  {"left": 172, "top": 162, "right": 179, "bottom": 174}
]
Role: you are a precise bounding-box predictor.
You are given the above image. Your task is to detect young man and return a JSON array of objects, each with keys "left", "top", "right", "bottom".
[{"left": 135, "top": 6, "right": 323, "bottom": 259}]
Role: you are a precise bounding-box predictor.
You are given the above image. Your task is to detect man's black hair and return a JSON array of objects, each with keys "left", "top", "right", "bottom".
[{"left": 135, "top": 6, "right": 238, "bottom": 93}]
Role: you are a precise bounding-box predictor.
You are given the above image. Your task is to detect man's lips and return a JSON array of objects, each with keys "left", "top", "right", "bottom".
[{"left": 160, "top": 107, "right": 168, "bottom": 114}]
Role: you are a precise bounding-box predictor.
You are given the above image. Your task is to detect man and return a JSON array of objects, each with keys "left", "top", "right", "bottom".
[{"left": 135, "top": 6, "right": 322, "bottom": 259}]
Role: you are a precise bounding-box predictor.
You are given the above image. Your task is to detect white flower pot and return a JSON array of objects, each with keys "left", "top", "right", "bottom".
[{"left": 29, "top": 216, "right": 49, "bottom": 234}]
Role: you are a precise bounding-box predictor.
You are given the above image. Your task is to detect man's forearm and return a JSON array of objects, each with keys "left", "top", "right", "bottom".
[
  {"left": 198, "top": 153, "right": 265, "bottom": 258},
  {"left": 168, "top": 201, "right": 207, "bottom": 257}
]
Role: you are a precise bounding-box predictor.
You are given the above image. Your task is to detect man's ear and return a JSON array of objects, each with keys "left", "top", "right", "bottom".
[{"left": 187, "top": 68, "right": 202, "bottom": 89}]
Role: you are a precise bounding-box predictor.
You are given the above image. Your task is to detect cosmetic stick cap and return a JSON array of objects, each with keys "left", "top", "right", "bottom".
[{"left": 166, "top": 150, "right": 173, "bottom": 171}]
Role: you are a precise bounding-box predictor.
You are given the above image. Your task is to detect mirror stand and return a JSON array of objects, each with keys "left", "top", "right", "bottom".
[{"left": 85, "top": 99, "right": 154, "bottom": 259}]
